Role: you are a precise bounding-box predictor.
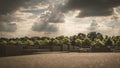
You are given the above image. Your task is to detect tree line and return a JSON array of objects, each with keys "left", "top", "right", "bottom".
[{"left": 0, "top": 32, "right": 120, "bottom": 48}]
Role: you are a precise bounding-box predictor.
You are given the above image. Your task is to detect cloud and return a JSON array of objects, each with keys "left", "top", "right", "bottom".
[
  {"left": 47, "top": 10, "right": 65, "bottom": 23},
  {"left": 46, "top": 0, "right": 65, "bottom": 23},
  {"left": 62, "top": 0, "right": 120, "bottom": 17},
  {"left": 116, "top": 6, "right": 120, "bottom": 14},
  {"left": 0, "top": 0, "right": 29, "bottom": 32},
  {"left": 32, "top": 22, "right": 58, "bottom": 32},
  {"left": 31, "top": 0, "right": 65, "bottom": 32},
  {"left": 88, "top": 20, "right": 99, "bottom": 31},
  {"left": 0, "top": 13, "right": 21, "bottom": 32},
  {"left": 0, "top": 0, "right": 46, "bottom": 32},
  {"left": 0, "top": 0, "right": 47, "bottom": 15},
  {"left": 0, "top": 0, "right": 30, "bottom": 15},
  {"left": 35, "top": 0, "right": 65, "bottom": 23},
  {"left": 0, "top": 22, "right": 17, "bottom": 32},
  {"left": 1, "top": 0, "right": 120, "bottom": 37},
  {"left": 87, "top": 19, "right": 112, "bottom": 35},
  {"left": 0, "top": 0, "right": 65, "bottom": 34}
]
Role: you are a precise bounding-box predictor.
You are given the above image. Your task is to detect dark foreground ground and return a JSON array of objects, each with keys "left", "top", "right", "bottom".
[{"left": 0, "top": 52, "right": 120, "bottom": 68}]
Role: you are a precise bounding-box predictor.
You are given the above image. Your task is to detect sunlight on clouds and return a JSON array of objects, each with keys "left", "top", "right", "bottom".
[
  {"left": 9, "top": 10, "right": 38, "bottom": 37},
  {"left": 59, "top": 10, "right": 89, "bottom": 36},
  {"left": 59, "top": 9, "right": 120, "bottom": 36},
  {"left": 0, "top": 0, "right": 120, "bottom": 38},
  {"left": 115, "top": 6, "right": 120, "bottom": 15}
]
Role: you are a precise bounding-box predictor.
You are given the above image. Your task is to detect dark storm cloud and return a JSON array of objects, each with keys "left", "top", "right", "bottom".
[
  {"left": 0, "top": 0, "right": 47, "bottom": 15},
  {"left": 62, "top": 0, "right": 120, "bottom": 17},
  {"left": 0, "top": 0, "right": 30, "bottom": 15}
]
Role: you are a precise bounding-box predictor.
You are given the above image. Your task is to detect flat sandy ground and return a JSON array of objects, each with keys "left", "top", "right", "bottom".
[{"left": 0, "top": 52, "right": 120, "bottom": 68}]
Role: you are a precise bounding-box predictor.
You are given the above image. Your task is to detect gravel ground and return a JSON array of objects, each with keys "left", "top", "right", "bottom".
[{"left": 0, "top": 52, "right": 120, "bottom": 68}]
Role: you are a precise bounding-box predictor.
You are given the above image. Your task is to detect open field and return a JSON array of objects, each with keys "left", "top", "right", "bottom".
[{"left": 0, "top": 52, "right": 120, "bottom": 68}]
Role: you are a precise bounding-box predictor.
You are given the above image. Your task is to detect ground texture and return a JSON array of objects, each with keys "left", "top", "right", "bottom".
[{"left": 0, "top": 52, "right": 120, "bottom": 68}]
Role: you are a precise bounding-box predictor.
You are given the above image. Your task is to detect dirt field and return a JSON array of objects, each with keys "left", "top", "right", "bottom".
[{"left": 0, "top": 52, "right": 120, "bottom": 68}]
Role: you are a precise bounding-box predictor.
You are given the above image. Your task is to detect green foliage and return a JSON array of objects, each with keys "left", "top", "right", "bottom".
[
  {"left": 105, "top": 38, "right": 115, "bottom": 46},
  {"left": 62, "top": 38, "right": 71, "bottom": 45},
  {"left": 8, "top": 40, "right": 16, "bottom": 45},
  {"left": 27, "top": 40, "right": 34, "bottom": 46},
  {"left": 87, "top": 32, "right": 97, "bottom": 41},
  {"left": 38, "top": 40, "right": 46, "bottom": 46},
  {"left": 0, "top": 32, "right": 120, "bottom": 48},
  {"left": 82, "top": 37, "right": 91, "bottom": 47},
  {"left": 34, "top": 40, "right": 41, "bottom": 45},
  {"left": 92, "top": 39, "right": 105, "bottom": 47},
  {"left": 44, "top": 39, "right": 50, "bottom": 45},
  {"left": 53, "top": 39, "right": 60, "bottom": 46},
  {"left": 0, "top": 40, "right": 7, "bottom": 45},
  {"left": 75, "top": 39, "right": 82, "bottom": 46},
  {"left": 16, "top": 40, "right": 23, "bottom": 45},
  {"left": 78, "top": 33, "right": 86, "bottom": 40},
  {"left": 116, "top": 39, "right": 120, "bottom": 47}
]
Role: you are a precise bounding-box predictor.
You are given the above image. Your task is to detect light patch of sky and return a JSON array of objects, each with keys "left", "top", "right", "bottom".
[
  {"left": 116, "top": 6, "right": 120, "bottom": 15},
  {"left": 58, "top": 9, "right": 120, "bottom": 36},
  {"left": 58, "top": 10, "right": 89, "bottom": 36},
  {"left": 10, "top": 10, "right": 38, "bottom": 37}
]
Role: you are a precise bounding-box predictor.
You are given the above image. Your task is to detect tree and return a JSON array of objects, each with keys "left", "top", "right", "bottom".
[
  {"left": 75, "top": 39, "right": 82, "bottom": 47},
  {"left": 87, "top": 32, "right": 97, "bottom": 41},
  {"left": 78, "top": 33, "right": 86, "bottom": 40},
  {"left": 8, "top": 40, "right": 16, "bottom": 45},
  {"left": 96, "top": 33, "right": 103, "bottom": 40},
  {"left": 82, "top": 38, "right": 91, "bottom": 48},
  {"left": 92, "top": 39, "right": 105, "bottom": 48},
  {"left": 53, "top": 39, "right": 60, "bottom": 46},
  {"left": 27, "top": 40, "right": 34, "bottom": 46},
  {"left": 38, "top": 40, "right": 46, "bottom": 46},
  {"left": 116, "top": 39, "right": 120, "bottom": 47},
  {"left": 105, "top": 38, "right": 115, "bottom": 48},
  {"left": 0, "top": 40, "right": 7, "bottom": 45},
  {"left": 62, "top": 38, "right": 71, "bottom": 50},
  {"left": 44, "top": 39, "right": 50, "bottom": 46},
  {"left": 62, "top": 38, "right": 71, "bottom": 45},
  {"left": 16, "top": 40, "right": 24, "bottom": 45},
  {"left": 1, "top": 32, "right": 120, "bottom": 52}
]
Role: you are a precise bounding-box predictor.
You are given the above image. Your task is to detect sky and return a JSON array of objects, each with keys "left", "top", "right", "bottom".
[{"left": 0, "top": 0, "right": 120, "bottom": 38}]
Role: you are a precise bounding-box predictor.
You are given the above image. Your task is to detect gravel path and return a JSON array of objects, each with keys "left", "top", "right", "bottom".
[{"left": 0, "top": 52, "right": 120, "bottom": 68}]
